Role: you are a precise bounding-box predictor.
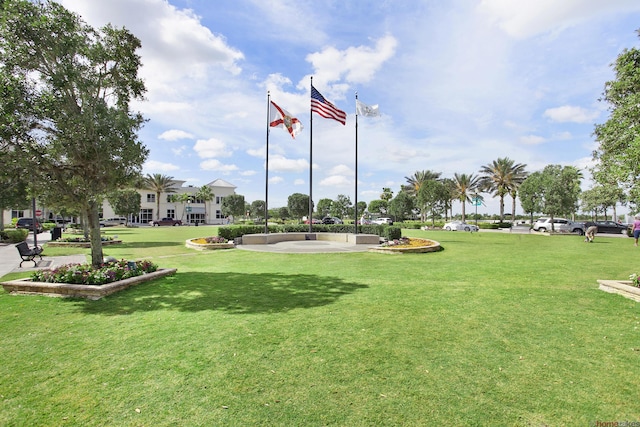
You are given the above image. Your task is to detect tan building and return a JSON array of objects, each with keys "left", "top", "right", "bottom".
[
  {"left": 2, "top": 178, "right": 237, "bottom": 226},
  {"left": 102, "top": 178, "right": 237, "bottom": 225}
]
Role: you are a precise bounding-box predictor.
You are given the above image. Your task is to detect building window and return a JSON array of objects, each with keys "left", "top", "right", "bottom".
[
  {"left": 166, "top": 209, "right": 175, "bottom": 219},
  {"left": 147, "top": 194, "right": 156, "bottom": 203},
  {"left": 139, "top": 209, "right": 153, "bottom": 223},
  {"left": 11, "top": 210, "right": 25, "bottom": 219},
  {"left": 216, "top": 196, "right": 224, "bottom": 205},
  {"left": 216, "top": 210, "right": 223, "bottom": 219},
  {"left": 194, "top": 197, "right": 204, "bottom": 204},
  {"left": 188, "top": 213, "right": 205, "bottom": 224}
]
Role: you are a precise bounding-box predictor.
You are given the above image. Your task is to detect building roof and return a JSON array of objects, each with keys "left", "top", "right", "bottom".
[{"left": 205, "top": 179, "right": 237, "bottom": 189}]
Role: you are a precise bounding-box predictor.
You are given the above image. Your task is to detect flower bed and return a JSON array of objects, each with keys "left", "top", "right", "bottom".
[
  {"left": 186, "top": 236, "right": 235, "bottom": 251},
  {"left": 1, "top": 259, "right": 176, "bottom": 300},
  {"left": 369, "top": 237, "right": 441, "bottom": 254},
  {"left": 32, "top": 259, "right": 158, "bottom": 285}
]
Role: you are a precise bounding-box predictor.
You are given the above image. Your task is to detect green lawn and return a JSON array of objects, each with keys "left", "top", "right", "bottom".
[{"left": 1, "top": 226, "right": 639, "bottom": 426}]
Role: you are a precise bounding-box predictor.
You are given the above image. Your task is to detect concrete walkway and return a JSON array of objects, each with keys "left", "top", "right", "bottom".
[{"left": 0, "top": 231, "right": 86, "bottom": 278}]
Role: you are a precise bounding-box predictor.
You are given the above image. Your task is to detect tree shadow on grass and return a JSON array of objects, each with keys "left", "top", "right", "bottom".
[
  {"left": 67, "top": 272, "right": 369, "bottom": 315},
  {"left": 115, "top": 241, "right": 185, "bottom": 249}
]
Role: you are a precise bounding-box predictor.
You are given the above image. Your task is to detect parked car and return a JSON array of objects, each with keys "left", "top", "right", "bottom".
[
  {"left": 100, "top": 217, "right": 127, "bottom": 227},
  {"left": 322, "top": 217, "right": 343, "bottom": 225},
  {"left": 15, "top": 217, "right": 43, "bottom": 233},
  {"left": 443, "top": 221, "right": 479, "bottom": 232},
  {"left": 372, "top": 217, "right": 393, "bottom": 225},
  {"left": 150, "top": 217, "right": 182, "bottom": 226},
  {"left": 304, "top": 218, "right": 322, "bottom": 224},
  {"left": 584, "top": 220, "right": 631, "bottom": 235},
  {"left": 532, "top": 217, "right": 585, "bottom": 234}
]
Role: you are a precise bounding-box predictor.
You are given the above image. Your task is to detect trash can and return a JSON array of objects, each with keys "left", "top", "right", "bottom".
[{"left": 51, "top": 227, "right": 62, "bottom": 241}]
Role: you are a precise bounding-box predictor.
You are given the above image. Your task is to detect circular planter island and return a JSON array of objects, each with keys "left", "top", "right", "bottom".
[
  {"left": 185, "top": 238, "right": 235, "bottom": 251},
  {"left": 368, "top": 237, "right": 441, "bottom": 254}
]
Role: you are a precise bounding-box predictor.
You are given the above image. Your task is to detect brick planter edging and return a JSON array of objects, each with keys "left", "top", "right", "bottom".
[
  {"left": 597, "top": 280, "right": 640, "bottom": 302},
  {"left": 1, "top": 268, "right": 177, "bottom": 300}
]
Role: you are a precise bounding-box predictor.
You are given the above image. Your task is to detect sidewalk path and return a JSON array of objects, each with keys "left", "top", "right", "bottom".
[{"left": 0, "top": 232, "right": 86, "bottom": 279}]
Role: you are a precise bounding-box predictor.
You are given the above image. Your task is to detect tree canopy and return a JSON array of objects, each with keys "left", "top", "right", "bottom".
[
  {"left": 593, "top": 29, "right": 640, "bottom": 209},
  {"left": 0, "top": 0, "right": 148, "bottom": 265}
]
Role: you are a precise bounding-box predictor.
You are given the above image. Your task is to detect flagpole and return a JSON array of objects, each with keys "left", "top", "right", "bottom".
[
  {"left": 265, "top": 91, "right": 270, "bottom": 234},
  {"left": 355, "top": 92, "right": 359, "bottom": 235},
  {"left": 309, "top": 76, "right": 313, "bottom": 233}
]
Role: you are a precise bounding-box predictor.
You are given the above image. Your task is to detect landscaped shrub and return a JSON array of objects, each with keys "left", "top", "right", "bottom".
[
  {"left": 478, "top": 223, "right": 501, "bottom": 229},
  {"left": 383, "top": 226, "right": 402, "bottom": 240},
  {"left": 218, "top": 225, "right": 278, "bottom": 240},
  {"left": 398, "top": 221, "right": 424, "bottom": 229},
  {"left": 219, "top": 224, "right": 392, "bottom": 239},
  {"left": 1, "top": 228, "right": 28, "bottom": 243}
]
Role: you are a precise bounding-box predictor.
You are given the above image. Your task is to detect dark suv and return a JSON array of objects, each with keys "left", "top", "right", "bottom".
[{"left": 16, "top": 217, "right": 43, "bottom": 233}]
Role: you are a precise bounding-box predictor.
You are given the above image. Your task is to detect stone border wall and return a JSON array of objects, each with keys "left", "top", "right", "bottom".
[
  {"left": 597, "top": 280, "right": 640, "bottom": 302},
  {"left": 1, "top": 268, "right": 176, "bottom": 300}
]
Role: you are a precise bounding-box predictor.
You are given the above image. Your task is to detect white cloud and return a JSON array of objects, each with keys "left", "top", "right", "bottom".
[
  {"left": 543, "top": 105, "right": 600, "bottom": 123},
  {"left": 328, "top": 164, "right": 354, "bottom": 175},
  {"left": 520, "top": 135, "right": 546, "bottom": 145},
  {"left": 200, "top": 159, "right": 238, "bottom": 173},
  {"left": 294, "top": 179, "right": 305, "bottom": 185},
  {"left": 320, "top": 175, "right": 352, "bottom": 187},
  {"left": 171, "top": 145, "right": 188, "bottom": 156},
  {"left": 269, "top": 176, "right": 284, "bottom": 184},
  {"left": 194, "top": 138, "right": 231, "bottom": 158},
  {"left": 302, "top": 34, "right": 398, "bottom": 94},
  {"left": 158, "top": 129, "right": 195, "bottom": 141},
  {"left": 478, "top": 0, "right": 640, "bottom": 39},
  {"left": 144, "top": 160, "right": 180, "bottom": 172},
  {"left": 240, "top": 170, "right": 257, "bottom": 176},
  {"left": 270, "top": 155, "right": 309, "bottom": 173}
]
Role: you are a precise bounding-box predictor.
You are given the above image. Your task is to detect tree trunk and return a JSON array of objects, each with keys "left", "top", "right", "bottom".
[
  {"left": 499, "top": 196, "right": 505, "bottom": 223},
  {"left": 87, "top": 200, "right": 104, "bottom": 267},
  {"left": 461, "top": 200, "right": 466, "bottom": 222}
]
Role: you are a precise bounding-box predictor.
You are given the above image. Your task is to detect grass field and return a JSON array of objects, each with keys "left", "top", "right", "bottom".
[{"left": 1, "top": 226, "right": 639, "bottom": 426}]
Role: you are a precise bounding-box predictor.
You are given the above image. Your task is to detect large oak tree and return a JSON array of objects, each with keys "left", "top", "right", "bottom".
[{"left": 0, "top": 0, "right": 148, "bottom": 266}]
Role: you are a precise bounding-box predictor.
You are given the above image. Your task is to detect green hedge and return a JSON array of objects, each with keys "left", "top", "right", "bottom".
[
  {"left": 218, "top": 224, "right": 394, "bottom": 239},
  {"left": 0, "top": 228, "right": 28, "bottom": 243}
]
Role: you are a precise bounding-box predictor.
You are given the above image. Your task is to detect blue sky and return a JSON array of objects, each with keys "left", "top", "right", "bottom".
[{"left": 59, "top": 0, "right": 640, "bottom": 216}]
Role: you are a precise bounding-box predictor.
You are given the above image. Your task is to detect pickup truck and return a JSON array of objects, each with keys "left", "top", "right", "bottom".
[{"left": 150, "top": 218, "right": 182, "bottom": 226}]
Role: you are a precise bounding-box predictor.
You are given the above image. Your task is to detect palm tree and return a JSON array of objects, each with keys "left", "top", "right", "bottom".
[
  {"left": 404, "top": 170, "right": 442, "bottom": 221},
  {"left": 177, "top": 193, "right": 192, "bottom": 221},
  {"left": 195, "top": 185, "right": 215, "bottom": 224},
  {"left": 452, "top": 173, "right": 480, "bottom": 222},
  {"left": 403, "top": 170, "right": 442, "bottom": 197},
  {"left": 478, "top": 158, "right": 527, "bottom": 223},
  {"left": 142, "top": 173, "right": 176, "bottom": 220}
]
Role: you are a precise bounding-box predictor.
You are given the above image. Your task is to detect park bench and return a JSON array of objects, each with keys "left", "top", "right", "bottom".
[{"left": 15, "top": 241, "right": 43, "bottom": 267}]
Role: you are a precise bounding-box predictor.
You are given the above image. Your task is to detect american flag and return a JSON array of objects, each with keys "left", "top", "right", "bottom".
[{"left": 311, "top": 85, "right": 346, "bottom": 125}]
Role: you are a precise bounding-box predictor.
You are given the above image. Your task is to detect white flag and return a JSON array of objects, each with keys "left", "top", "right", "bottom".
[{"left": 356, "top": 99, "right": 380, "bottom": 117}]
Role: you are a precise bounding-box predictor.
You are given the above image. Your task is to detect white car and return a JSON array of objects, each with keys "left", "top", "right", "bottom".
[
  {"left": 372, "top": 217, "right": 393, "bottom": 225},
  {"left": 443, "top": 221, "right": 478, "bottom": 232},
  {"left": 100, "top": 217, "right": 127, "bottom": 227}
]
